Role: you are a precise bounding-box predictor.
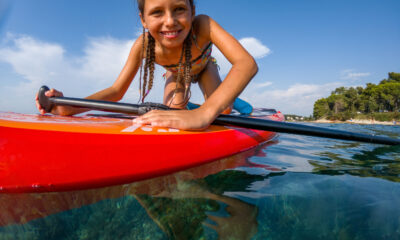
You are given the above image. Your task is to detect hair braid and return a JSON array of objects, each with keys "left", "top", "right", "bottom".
[
  {"left": 168, "top": 32, "right": 193, "bottom": 106},
  {"left": 170, "top": 43, "right": 185, "bottom": 106},
  {"left": 141, "top": 34, "right": 150, "bottom": 102},
  {"left": 138, "top": 27, "right": 145, "bottom": 102},
  {"left": 141, "top": 32, "right": 156, "bottom": 102},
  {"left": 137, "top": 0, "right": 195, "bottom": 104},
  {"left": 147, "top": 34, "right": 156, "bottom": 98},
  {"left": 183, "top": 35, "right": 192, "bottom": 100}
]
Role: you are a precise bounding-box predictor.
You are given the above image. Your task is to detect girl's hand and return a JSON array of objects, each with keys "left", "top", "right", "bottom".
[
  {"left": 132, "top": 108, "right": 214, "bottom": 130},
  {"left": 35, "top": 88, "right": 69, "bottom": 115}
]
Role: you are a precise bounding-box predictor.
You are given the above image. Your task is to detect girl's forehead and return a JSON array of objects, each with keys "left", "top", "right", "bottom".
[{"left": 144, "top": 0, "right": 190, "bottom": 7}]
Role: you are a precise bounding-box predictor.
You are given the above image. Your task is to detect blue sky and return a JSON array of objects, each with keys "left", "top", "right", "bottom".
[{"left": 0, "top": 0, "right": 399, "bottom": 115}]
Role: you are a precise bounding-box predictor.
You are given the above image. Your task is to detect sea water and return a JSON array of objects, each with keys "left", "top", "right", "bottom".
[{"left": 0, "top": 123, "right": 399, "bottom": 240}]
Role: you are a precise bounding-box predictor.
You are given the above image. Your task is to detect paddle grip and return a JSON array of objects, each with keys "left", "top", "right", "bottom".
[
  {"left": 138, "top": 102, "right": 171, "bottom": 115},
  {"left": 38, "top": 85, "right": 54, "bottom": 113}
]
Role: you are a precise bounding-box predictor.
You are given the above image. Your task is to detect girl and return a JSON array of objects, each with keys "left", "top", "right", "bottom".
[{"left": 35, "top": 0, "right": 258, "bottom": 130}]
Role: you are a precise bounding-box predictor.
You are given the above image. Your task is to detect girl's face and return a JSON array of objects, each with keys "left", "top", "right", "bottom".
[{"left": 140, "top": 0, "right": 194, "bottom": 49}]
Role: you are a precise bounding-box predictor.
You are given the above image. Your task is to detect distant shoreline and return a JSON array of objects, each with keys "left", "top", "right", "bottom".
[{"left": 309, "top": 119, "right": 400, "bottom": 126}]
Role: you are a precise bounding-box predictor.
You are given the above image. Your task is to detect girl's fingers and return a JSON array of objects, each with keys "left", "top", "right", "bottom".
[
  {"left": 133, "top": 110, "right": 178, "bottom": 127},
  {"left": 44, "top": 88, "right": 63, "bottom": 97},
  {"left": 135, "top": 110, "right": 172, "bottom": 121},
  {"left": 45, "top": 90, "right": 52, "bottom": 97},
  {"left": 132, "top": 108, "right": 212, "bottom": 130},
  {"left": 150, "top": 119, "right": 178, "bottom": 128},
  {"left": 35, "top": 92, "right": 45, "bottom": 114},
  {"left": 35, "top": 101, "right": 41, "bottom": 110},
  {"left": 35, "top": 88, "right": 64, "bottom": 115}
]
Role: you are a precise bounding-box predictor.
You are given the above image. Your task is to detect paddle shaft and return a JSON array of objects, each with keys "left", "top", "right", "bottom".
[
  {"left": 38, "top": 86, "right": 170, "bottom": 115},
  {"left": 48, "top": 96, "right": 169, "bottom": 115},
  {"left": 214, "top": 115, "right": 400, "bottom": 145},
  {"left": 38, "top": 86, "right": 400, "bottom": 146}
]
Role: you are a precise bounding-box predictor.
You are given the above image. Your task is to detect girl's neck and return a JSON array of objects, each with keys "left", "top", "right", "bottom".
[
  {"left": 157, "top": 42, "right": 183, "bottom": 55},
  {"left": 155, "top": 41, "right": 186, "bottom": 65}
]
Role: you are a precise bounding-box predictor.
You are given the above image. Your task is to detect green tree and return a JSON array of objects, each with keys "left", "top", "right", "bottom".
[
  {"left": 313, "top": 98, "right": 329, "bottom": 119},
  {"left": 332, "top": 87, "right": 346, "bottom": 95},
  {"left": 327, "top": 94, "right": 346, "bottom": 114},
  {"left": 312, "top": 72, "right": 400, "bottom": 120},
  {"left": 361, "top": 83, "right": 379, "bottom": 113},
  {"left": 344, "top": 87, "right": 358, "bottom": 112},
  {"left": 377, "top": 82, "right": 400, "bottom": 111},
  {"left": 389, "top": 72, "right": 400, "bottom": 82}
]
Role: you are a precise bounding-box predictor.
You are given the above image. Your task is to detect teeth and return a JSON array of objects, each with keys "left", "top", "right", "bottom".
[{"left": 164, "top": 31, "right": 178, "bottom": 36}]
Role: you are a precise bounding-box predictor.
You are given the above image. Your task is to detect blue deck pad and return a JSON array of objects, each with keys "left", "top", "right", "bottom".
[
  {"left": 187, "top": 98, "right": 253, "bottom": 115},
  {"left": 232, "top": 98, "right": 253, "bottom": 115}
]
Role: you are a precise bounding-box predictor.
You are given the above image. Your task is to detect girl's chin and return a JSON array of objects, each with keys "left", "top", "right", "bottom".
[{"left": 158, "top": 37, "right": 186, "bottom": 48}]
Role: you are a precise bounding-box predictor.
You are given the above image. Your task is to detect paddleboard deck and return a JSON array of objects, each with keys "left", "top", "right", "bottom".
[{"left": 0, "top": 110, "right": 284, "bottom": 193}]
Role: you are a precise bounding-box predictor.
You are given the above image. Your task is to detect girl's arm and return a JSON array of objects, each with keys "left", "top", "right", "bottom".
[
  {"left": 35, "top": 34, "right": 145, "bottom": 116},
  {"left": 198, "top": 15, "right": 258, "bottom": 120},
  {"left": 135, "top": 16, "right": 257, "bottom": 129}
]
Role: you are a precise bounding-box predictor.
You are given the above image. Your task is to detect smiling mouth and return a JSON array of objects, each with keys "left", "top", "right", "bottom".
[{"left": 161, "top": 30, "right": 181, "bottom": 39}]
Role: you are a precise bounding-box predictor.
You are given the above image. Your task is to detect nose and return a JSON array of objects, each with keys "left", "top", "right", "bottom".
[{"left": 164, "top": 11, "right": 176, "bottom": 27}]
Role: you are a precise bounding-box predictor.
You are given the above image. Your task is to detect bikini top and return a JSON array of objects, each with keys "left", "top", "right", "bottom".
[{"left": 162, "top": 40, "right": 213, "bottom": 75}]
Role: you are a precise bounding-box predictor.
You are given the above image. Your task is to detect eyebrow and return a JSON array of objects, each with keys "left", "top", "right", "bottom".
[{"left": 146, "top": 0, "right": 188, "bottom": 13}]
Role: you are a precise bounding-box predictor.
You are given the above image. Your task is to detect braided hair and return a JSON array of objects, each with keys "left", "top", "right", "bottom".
[
  {"left": 139, "top": 29, "right": 193, "bottom": 104},
  {"left": 139, "top": 30, "right": 156, "bottom": 102},
  {"left": 137, "top": 0, "right": 195, "bottom": 104}
]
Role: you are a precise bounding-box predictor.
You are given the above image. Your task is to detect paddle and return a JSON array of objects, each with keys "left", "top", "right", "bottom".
[{"left": 38, "top": 86, "right": 400, "bottom": 146}]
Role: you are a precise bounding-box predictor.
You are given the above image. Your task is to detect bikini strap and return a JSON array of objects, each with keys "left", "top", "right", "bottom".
[
  {"left": 192, "top": 33, "right": 202, "bottom": 51},
  {"left": 162, "top": 42, "right": 212, "bottom": 68}
]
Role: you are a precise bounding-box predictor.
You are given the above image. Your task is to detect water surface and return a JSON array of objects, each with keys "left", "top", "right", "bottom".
[{"left": 1, "top": 123, "right": 399, "bottom": 239}]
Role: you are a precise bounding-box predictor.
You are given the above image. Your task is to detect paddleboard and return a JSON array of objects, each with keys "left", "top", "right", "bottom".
[
  {"left": 0, "top": 109, "right": 284, "bottom": 193},
  {"left": 0, "top": 140, "right": 283, "bottom": 226}
]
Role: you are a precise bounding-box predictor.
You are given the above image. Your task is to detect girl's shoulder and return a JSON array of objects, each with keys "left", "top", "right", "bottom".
[
  {"left": 193, "top": 15, "right": 211, "bottom": 35},
  {"left": 192, "top": 15, "right": 212, "bottom": 44},
  {"left": 132, "top": 32, "right": 148, "bottom": 59}
]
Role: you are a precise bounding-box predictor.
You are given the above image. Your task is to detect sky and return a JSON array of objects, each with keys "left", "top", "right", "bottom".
[{"left": 0, "top": 0, "right": 399, "bottom": 116}]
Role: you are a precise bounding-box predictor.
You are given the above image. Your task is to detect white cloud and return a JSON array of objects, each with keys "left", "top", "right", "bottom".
[
  {"left": 239, "top": 38, "right": 271, "bottom": 59},
  {"left": 0, "top": 33, "right": 333, "bottom": 116},
  {"left": 0, "top": 33, "right": 65, "bottom": 84},
  {"left": 0, "top": 34, "right": 167, "bottom": 113},
  {"left": 256, "top": 81, "right": 273, "bottom": 88},
  {"left": 212, "top": 37, "right": 271, "bottom": 75},
  {"left": 340, "top": 69, "right": 370, "bottom": 81},
  {"left": 240, "top": 82, "right": 341, "bottom": 116},
  {"left": 79, "top": 37, "right": 134, "bottom": 86},
  {"left": 0, "top": 34, "right": 271, "bottom": 113}
]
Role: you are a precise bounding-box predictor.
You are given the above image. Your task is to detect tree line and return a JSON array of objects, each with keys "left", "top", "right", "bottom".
[{"left": 313, "top": 72, "right": 400, "bottom": 121}]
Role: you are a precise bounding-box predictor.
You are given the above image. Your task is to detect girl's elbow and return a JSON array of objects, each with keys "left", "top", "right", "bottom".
[
  {"left": 249, "top": 57, "right": 258, "bottom": 77},
  {"left": 253, "top": 62, "right": 259, "bottom": 76},
  {"left": 114, "top": 92, "right": 124, "bottom": 101},
  {"left": 110, "top": 86, "right": 125, "bottom": 102},
  {"left": 115, "top": 93, "right": 125, "bottom": 102}
]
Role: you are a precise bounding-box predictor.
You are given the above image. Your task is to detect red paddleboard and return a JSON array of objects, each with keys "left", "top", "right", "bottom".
[
  {"left": 0, "top": 110, "right": 284, "bottom": 193},
  {"left": 0, "top": 140, "right": 281, "bottom": 226}
]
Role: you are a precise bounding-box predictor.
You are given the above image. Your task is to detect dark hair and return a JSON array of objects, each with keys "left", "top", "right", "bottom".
[
  {"left": 137, "top": 0, "right": 194, "bottom": 104},
  {"left": 137, "top": 0, "right": 194, "bottom": 14}
]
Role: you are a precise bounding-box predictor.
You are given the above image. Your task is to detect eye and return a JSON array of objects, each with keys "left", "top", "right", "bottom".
[
  {"left": 150, "top": 9, "right": 163, "bottom": 16},
  {"left": 174, "top": 6, "right": 186, "bottom": 13}
]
